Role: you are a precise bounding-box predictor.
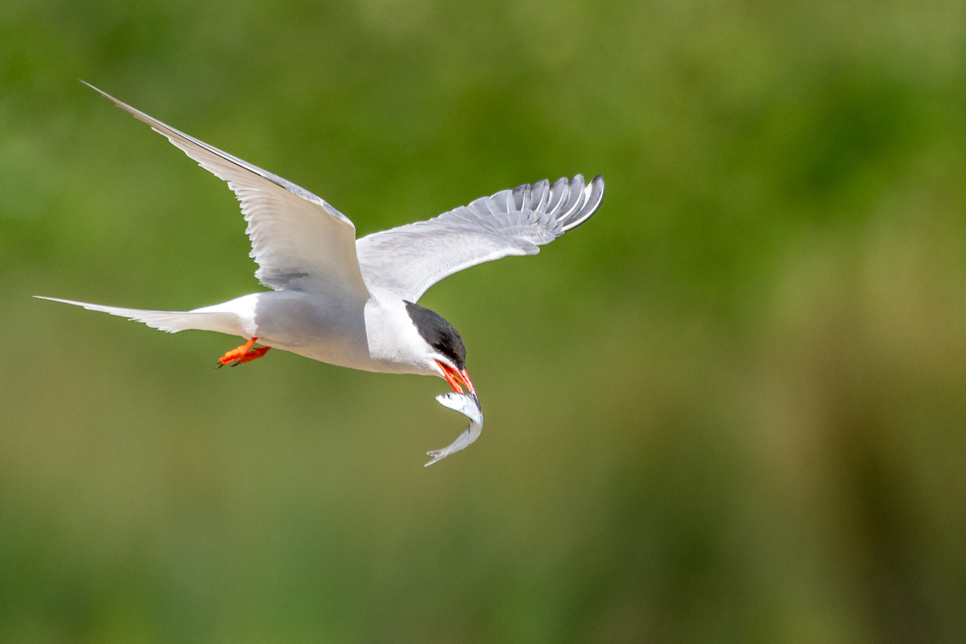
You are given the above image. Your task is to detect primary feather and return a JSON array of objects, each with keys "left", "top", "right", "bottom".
[
  {"left": 81, "top": 82, "right": 370, "bottom": 297},
  {"left": 356, "top": 174, "right": 604, "bottom": 302}
]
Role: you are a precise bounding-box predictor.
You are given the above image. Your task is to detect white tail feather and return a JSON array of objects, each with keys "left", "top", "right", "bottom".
[{"left": 35, "top": 296, "right": 243, "bottom": 335}]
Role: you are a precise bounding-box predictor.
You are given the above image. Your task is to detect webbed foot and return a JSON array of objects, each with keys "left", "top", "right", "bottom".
[{"left": 217, "top": 337, "right": 271, "bottom": 368}]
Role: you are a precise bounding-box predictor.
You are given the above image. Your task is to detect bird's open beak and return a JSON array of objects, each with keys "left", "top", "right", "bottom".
[{"left": 436, "top": 360, "right": 475, "bottom": 397}]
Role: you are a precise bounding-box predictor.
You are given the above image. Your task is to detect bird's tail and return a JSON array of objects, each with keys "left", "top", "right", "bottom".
[{"left": 35, "top": 296, "right": 243, "bottom": 335}]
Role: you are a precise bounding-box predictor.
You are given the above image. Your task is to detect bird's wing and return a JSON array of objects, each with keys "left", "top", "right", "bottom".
[
  {"left": 355, "top": 175, "right": 604, "bottom": 302},
  {"left": 87, "top": 83, "right": 370, "bottom": 297}
]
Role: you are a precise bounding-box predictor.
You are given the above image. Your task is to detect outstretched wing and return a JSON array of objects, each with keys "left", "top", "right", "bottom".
[
  {"left": 355, "top": 174, "right": 604, "bottom": 302},
  {"left": 87, "top": 83, "right": 370, "bottom": 297}
]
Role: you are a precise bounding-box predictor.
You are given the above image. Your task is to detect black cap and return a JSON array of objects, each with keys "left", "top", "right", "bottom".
[{"left": 404, "top": 301, "right": 466, "bottom": 370}]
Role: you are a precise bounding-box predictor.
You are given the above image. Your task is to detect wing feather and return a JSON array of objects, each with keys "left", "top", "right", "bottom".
[
  {"left": 86, "top": 83, "right": 370, "bottom": 297},
  {"left": 356, "top": 175, "right": 604, "bottom": 302}
]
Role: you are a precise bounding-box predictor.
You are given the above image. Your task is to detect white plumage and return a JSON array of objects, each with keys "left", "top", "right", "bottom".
[{"left": 39, "top": 84, "right": 605, "bottom": 463}]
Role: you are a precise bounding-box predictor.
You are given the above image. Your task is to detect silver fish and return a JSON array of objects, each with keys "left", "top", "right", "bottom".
[{"left": 425, "top": 392, "right": 484, "bottom": 467}]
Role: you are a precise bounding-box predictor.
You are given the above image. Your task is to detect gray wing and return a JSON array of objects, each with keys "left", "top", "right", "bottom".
[
  {"left": 87, "top": 83, "right": 370, "bottom": 297},
  {"left": 356, "top": 175, "right": 604, "bottom": 302}
]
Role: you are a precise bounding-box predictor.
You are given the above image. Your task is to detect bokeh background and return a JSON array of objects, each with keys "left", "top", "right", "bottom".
[{"left": 3, "top": 0, "right": 966, "bottom": 642}]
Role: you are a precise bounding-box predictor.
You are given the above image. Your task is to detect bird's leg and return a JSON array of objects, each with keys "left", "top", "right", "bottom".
[
  {"left": 217, "top": 337, "right": 270, "bottom": 367},
  {"left": 218, "top": 337, "right": 256, "bottom": 366},
  {"left": 232, "top": 346, "right": 270, "bottom": 366}
]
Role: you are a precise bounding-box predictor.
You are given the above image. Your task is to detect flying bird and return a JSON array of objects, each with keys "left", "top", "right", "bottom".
[{"left": 39, "top": 83, "right": 605, "bottom": 463}]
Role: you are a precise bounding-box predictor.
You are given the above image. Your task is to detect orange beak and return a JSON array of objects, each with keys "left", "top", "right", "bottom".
[{"left": 436, "top": 360, "right": 475, "bottom": 396}]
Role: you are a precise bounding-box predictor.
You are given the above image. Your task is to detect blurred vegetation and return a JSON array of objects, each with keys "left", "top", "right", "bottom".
[{"left": 2, "top": 0, "right": 966, "bottom": 642}]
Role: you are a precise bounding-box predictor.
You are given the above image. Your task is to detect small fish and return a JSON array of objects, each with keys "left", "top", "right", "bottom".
[{"left": 425, "top": 392, "right": 484, "bottom": 467}]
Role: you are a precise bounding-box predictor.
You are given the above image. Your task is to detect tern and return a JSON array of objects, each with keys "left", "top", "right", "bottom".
[{"left": 39, "top": 84, "right": 605, "bottom": 460}]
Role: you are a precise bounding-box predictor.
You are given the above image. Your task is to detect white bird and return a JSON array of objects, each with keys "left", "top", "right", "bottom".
[{"left": 39, "top": 84, "right": 605, "bottom": 462}]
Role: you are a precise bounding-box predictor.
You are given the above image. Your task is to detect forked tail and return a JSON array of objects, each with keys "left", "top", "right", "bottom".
[{"left": 35, "top": 296, "right": 243, "bottom": 335}]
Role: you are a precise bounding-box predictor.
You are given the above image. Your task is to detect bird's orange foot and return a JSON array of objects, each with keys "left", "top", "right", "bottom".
[
  {"left": 232, "top": 346, "right": 270, "bottom": 366},
  {"left": 217, "top": 338, "right": 270, "bottom": 368}
]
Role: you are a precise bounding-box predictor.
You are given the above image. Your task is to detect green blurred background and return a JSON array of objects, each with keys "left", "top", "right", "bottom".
[{"left": 2, "top": 0, "right": 966, "bottom": 642}]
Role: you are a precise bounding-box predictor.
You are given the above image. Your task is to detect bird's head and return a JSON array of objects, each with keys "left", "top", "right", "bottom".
[{"left": 405, "top": 301, "right": 475, "bottom": 397}]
